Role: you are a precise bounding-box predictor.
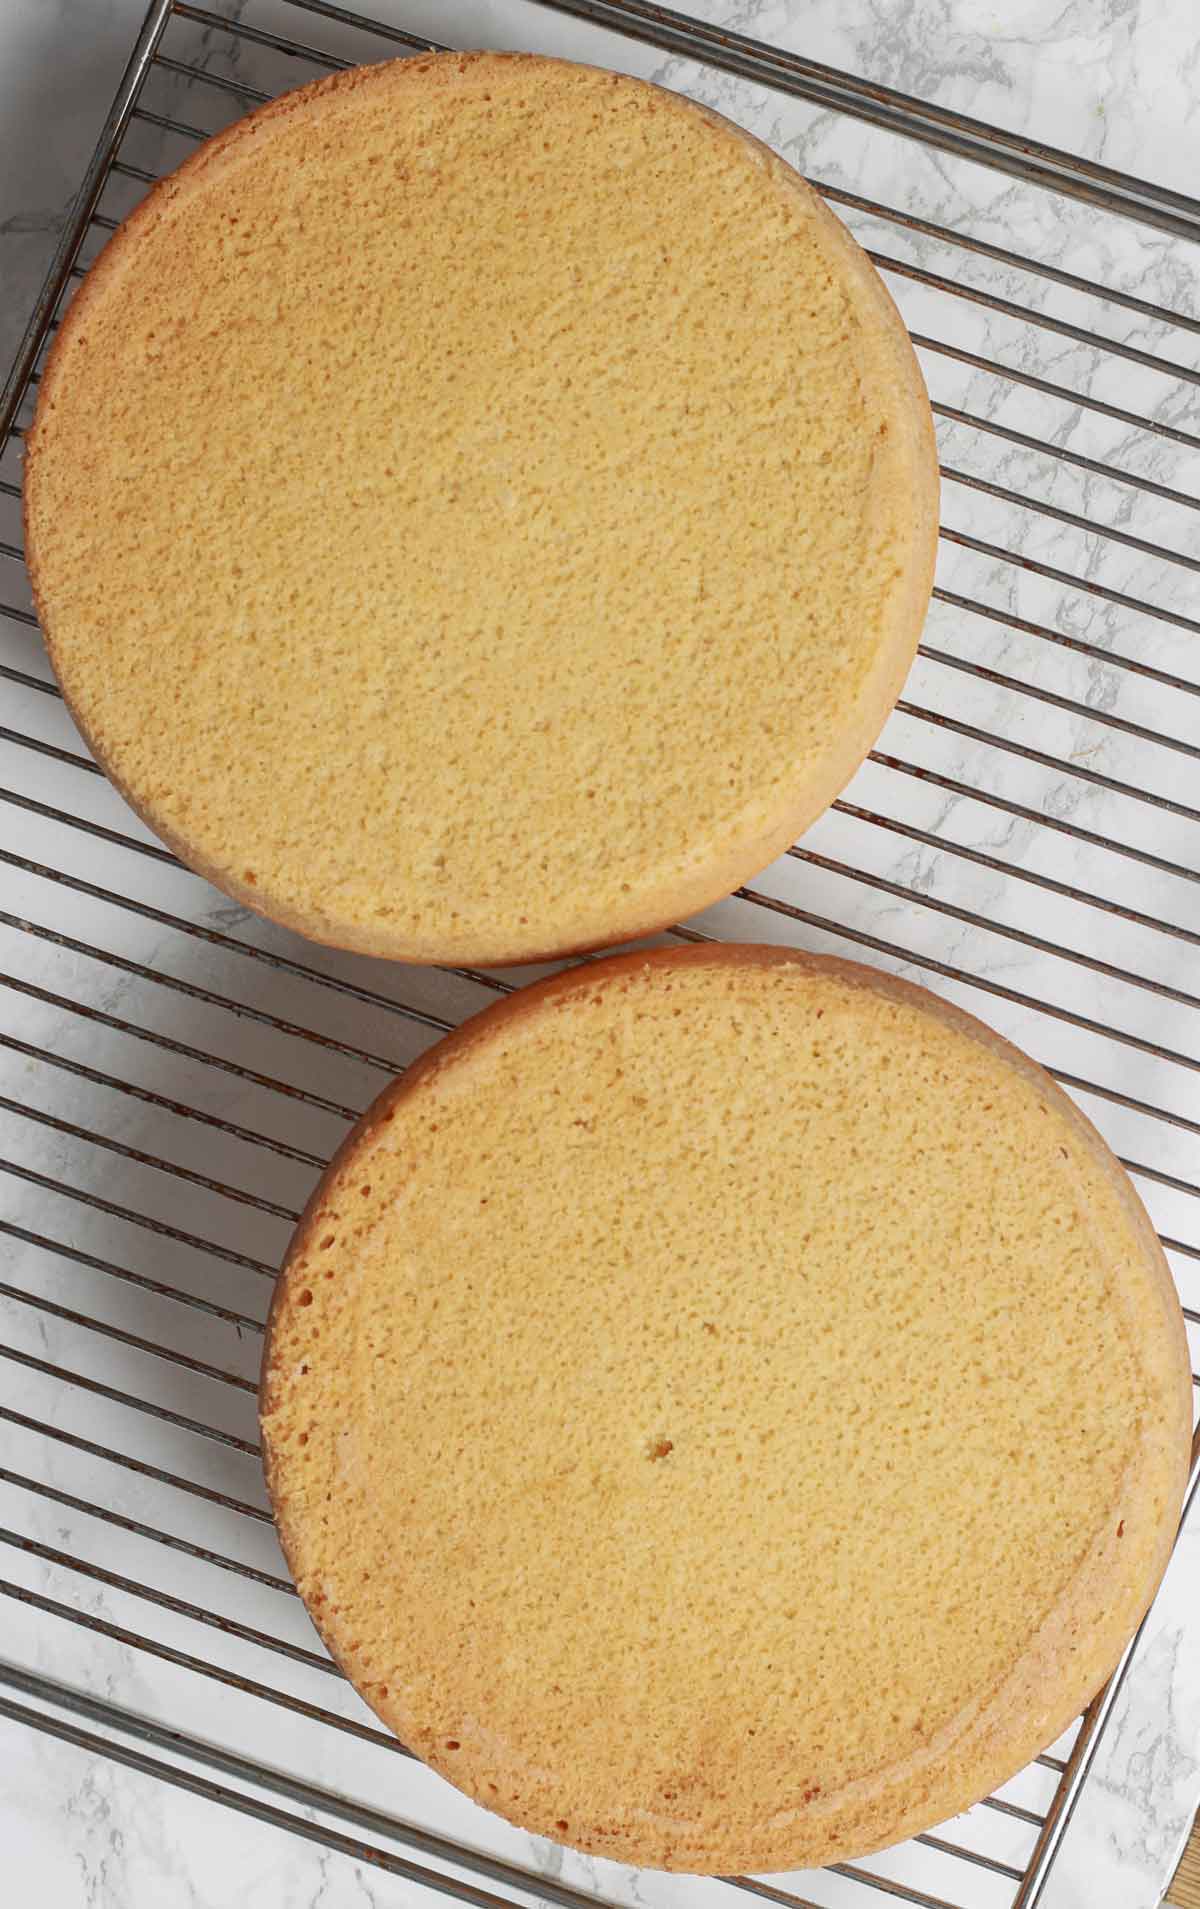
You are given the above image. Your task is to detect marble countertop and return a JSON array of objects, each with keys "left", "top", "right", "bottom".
[{"left": 2, "top": 3, "right": 1199, "bottom": 1908}]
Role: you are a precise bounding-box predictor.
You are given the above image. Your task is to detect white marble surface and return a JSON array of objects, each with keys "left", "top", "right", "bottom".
[{"left": 2, "top": 3, "right": 1200, "bottom": 1908}]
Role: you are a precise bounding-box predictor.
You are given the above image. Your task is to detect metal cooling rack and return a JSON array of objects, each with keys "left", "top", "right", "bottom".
[{"left": 2, "top": 2, "right": 1199, "bottom": 1906}]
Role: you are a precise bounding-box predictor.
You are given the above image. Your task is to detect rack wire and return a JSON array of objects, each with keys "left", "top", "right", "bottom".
[{"left": 2, "top": 2, "right": 1199, "bottom": 1905}]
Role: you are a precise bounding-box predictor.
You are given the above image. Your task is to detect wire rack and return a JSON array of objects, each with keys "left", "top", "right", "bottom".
[{"left": 2, "top": 2, "right": 1199, "bottom": 1905}]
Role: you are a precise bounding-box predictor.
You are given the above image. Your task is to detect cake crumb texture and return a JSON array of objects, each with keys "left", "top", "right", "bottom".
[
  {"left": 261, "top": 945, "right": 1191, "bottom": 1872},
  {"left": 25, "top": 52, "right": 936, "bottom": 965}
]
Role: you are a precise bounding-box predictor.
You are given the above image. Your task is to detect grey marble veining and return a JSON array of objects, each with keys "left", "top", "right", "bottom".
[{"left": 1, "top": 4, "right": 1198, "bottom": 1908}]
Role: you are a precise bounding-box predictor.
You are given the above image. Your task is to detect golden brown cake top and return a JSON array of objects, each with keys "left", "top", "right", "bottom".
[
  {"left": 261, "top": 945, "right": 1191, "bottom": 1872},
  {"left": 26, "top": 53, "right": 936, "bottom": 965}
]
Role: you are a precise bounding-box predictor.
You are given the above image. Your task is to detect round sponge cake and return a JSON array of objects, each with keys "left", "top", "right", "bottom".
[
  {"left": 261, "top": 944, "right": 1190, "bottom": 1872},
  {"left": 25, "top": 52, "right": 937, "bottom": 966}
]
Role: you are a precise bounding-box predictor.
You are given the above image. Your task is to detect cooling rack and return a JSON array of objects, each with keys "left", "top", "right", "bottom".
[{"left": 2, "top": 2, "right": 1199, "bottom": 1905}]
